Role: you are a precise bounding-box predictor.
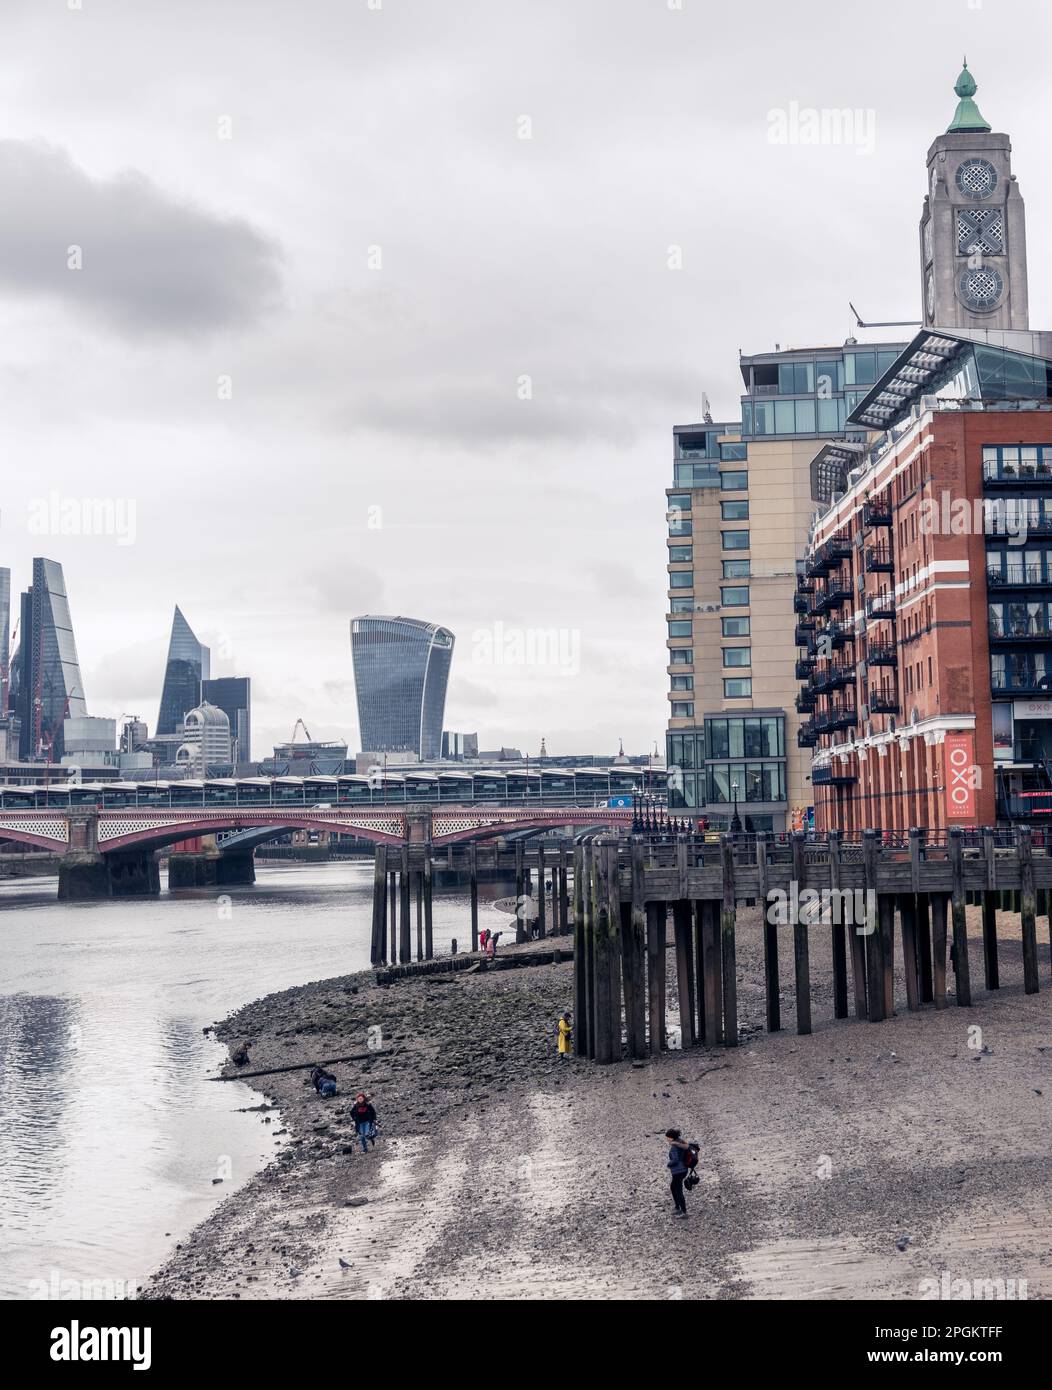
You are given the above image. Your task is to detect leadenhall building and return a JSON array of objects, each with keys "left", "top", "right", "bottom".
[{"left": 796, "top": 64, "right": 1052, "bottom": 833}]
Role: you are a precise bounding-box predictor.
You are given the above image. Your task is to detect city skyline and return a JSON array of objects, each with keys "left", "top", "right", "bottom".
[{"left": 2, "top": 1, "right": 1051, "bottom": 760}]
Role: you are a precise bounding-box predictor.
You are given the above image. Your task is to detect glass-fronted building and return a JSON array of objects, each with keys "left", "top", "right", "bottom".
[
  {"left": 12, "top": 557, "right": 88, "bottom": 761},
  {"left": 350, "top": 615, "right": 455, "bottom": 760},
  {"left": 157, "top": 606, "right": 210, "bottom": 737},
  {"left": 202, "top": 676, "right": 251, "bottom": 763}
]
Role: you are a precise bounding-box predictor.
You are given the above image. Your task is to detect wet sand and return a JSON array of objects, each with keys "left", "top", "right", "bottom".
[{"left": 142, "top": 908, "right": 1052, "bottom": 1300}]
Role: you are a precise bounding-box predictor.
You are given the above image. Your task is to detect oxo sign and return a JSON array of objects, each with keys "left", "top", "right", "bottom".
[{"left": 944, "top": 732, "right": 977, "bottom": 822}]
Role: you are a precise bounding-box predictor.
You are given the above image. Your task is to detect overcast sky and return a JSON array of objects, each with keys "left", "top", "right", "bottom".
[{"left": 1, "top": 0, "right": 1049, "bottom": 760}]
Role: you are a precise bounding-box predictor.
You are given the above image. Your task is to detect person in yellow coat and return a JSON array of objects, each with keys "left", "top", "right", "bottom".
[{"left": 557, "top": 1010, "right": 573, "bottom": 1060}]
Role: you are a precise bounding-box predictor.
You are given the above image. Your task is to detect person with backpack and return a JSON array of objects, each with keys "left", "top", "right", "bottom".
[
  {"left": 352, "top": 1092, "right": 378, "bottom": 1153},
  {"left": 665, "top": 1128, "right": 699, "bottom": 1218},
  {"left": 308, "top": 1064, "right": 337, "bottom": 1097},
  {"left": 556, "top": 1009, "right": 572, "bottom": 1060}
]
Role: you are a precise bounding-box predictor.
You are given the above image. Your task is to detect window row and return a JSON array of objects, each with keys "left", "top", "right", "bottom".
[
  {"left": 982, "top": 444, "right": 1052, "bottom": 481},
  {"left": 991, "top": 652, "right": 1052, "bottom": 692},
  {"left": 989, "top": 601, "right": 1052, "bottom": 638},
  {"left": 665, "top": 764, "right": 787, "bottom": 807},
  {"left": 667, "top": 719, "right": 784, "bottom": 768}
]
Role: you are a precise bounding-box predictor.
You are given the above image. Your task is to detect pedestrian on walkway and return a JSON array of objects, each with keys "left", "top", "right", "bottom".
[
  {"left": 352, "top": 1092, "right": 378, "bottom": 1153},
  {"left": 665, "top": 1128, "right": 698, "bottom": 1218}
]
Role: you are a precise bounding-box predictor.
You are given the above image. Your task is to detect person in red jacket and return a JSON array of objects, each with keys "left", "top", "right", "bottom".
[{"left": 352, "top": 1092, "right": 378, "bottom": 1153}]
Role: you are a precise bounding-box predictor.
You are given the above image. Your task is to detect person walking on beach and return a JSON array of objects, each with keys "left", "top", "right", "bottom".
[
  {"left": 556, "top": 1009, "right": 573, "bottom": 1060},
  {"left": 352, "top": 1092, "right": 378, "bottom": 1153},
  {"left": 665, "top": 1128, "right": 698, "bottom": 1218},
  {"left": 490, "top": 930, "right": 502, "bottom": 958},
  {"left": 479, "top": 927, "right": 490, "bottom": 956}
]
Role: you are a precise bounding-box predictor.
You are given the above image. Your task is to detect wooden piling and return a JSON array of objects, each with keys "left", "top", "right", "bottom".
[
  {"left": 572, "top": 843, "right": 587, "bottom": 1056},
  {"left": 515, "top": 840, "right": 526, "bottom": 944},
  {"left": 583, "top": 844, "right": 597, "bottom": 1058},
  {"left": 371, "top": 843, "right": 387, "bottom": 965},
  {"left": 858, "top": 831, "right": 878, "bottom": 1020},
  {"left": 559, "top": 848, "right": 569, "bottom": 937},
  {"left": 399, "top": 847, "right": 411, "bottom": 965},
  {"left": 626, "top": 840, "right": 647, "bottom": 1058},
  {"left": 759, "top": 832, "right": 780, "bottom": 1032},
  {"left": 604, "top": 840, "right": 624, "bottom": 1062},
  {"left": 899, "top": 894, "right": 920, "bottom": 1012},
  {"left": 673, "top": 900, "right": 695, "bottom": 1048},
  {"left": 468, "top": 841, "right": 479, "bottom": 954},
  {"left": 646, "top": 901, "right": 666, "bottom": 1054},
  {"left": 1019, "top": 826, "right": 1039, "bottom": 995},
  {"left": 720, "top": 837, "right": 738, "bottom": 1047},
  {"left": 829, "top": 830, "right": 848, "bottom": 1020},
  {"left": 692, "top": 901, "right": 706, "bottom": 1044},
  {"left": 389, "top": 870, "right": 397, "bottom": 961},
  {"left": 791, "top": 832, "right": 811, "bottom": 1036},
  {"left": 981, "top": 827, "right": 999, "bottom": 991},
  {"left": 864, "top": 845, "right": 886, "bottom": 1022},
  {"left": 881, "top": 893, "right": 895, "bottom": 1018},
  {"left": 701, "top": 898, "right": 722, "bottom": 1045},
  {"left": 948, "top": 829, "right": 972, "bottom": 1007},
  {"left": 931, "top": 893, "right": 948, "bottom": 1009},
  {"left": 592, "top": 843, "right": 613, "bottom": 1064},
  {"left": 536, "top": 844, "right": 546, "bottom": 939},
  {"left": 415, "top": 871, "right": 423, "bottom": 961},
  {"left": 916, "top": 894, "right": 933, "bottom": 1003}
]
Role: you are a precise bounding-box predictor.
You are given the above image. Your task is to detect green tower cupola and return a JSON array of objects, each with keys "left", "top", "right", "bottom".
[{"left": 947, "top": 59, "right": 991, "bottom": 133}]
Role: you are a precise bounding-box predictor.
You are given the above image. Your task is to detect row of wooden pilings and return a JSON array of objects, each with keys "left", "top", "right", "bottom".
[
  {"left": 572, "top": 827, "right": 1050, "bottom": 1064},
  {"left": 369, "top": 839, "right": 573, "bottom": 965}
]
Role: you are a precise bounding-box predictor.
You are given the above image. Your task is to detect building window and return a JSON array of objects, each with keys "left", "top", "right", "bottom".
[
  {"left": 667, "top": 497, "right": 692, "bottom": 533},
  {"left": 723, "top": 678, "right": 752, "bottom": 698},
  {"left": 720, "top": 585, "right": 749, "bottom": 606},
  {"left": 778, "top": 361, "right": 815, "bottom": 394},
  {"left": 722, "top": 559, "right": 750, "bottom": 579},
  {"left": 671, "top": 675, "right": 694, "bottom": 691},
  {"left": 705, "top": 762, "right": 786, "bottom": 804},
  {"left": 721, "top": 500, "right": 749, "bottom": 521},
  {"left": 721, "top": 617, "right": 750, "bottom": 637},
  {"left": 706, "top": 716, "right": 783, "bottom": 759},
  {"left": 720, "top": 470, "right": 748, "bottom": 491},
  {"left": 670, "top": 597, "right": 694, "bottom": 613},
  {"left": 723, "top": 647, "right": 751, "bottom": 667},
  {"left": 722, "top": 530, "right": 749, "bottom": 550},
  {"left": 669, "top": 570, "right": 693, "bottom": 589},
  {"left": 671, "top": 701, "right": 695, "bottom": 718},
  {"left": 668, "top": 544, "right": 693, "bottom": 562},
  {"left": 720, "top": 442, "right": 747, "bottom": 461},
  {"left": 670, "top": 648, "right": 692, "bottom": 665},
  {"left": 668, "top": 621, "right": 692, "bottom": 637}
]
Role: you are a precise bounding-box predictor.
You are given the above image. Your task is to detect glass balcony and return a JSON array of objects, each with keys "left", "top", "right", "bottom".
[{"left": 986, "top": 565, "right": 1052, "bottom": 589}]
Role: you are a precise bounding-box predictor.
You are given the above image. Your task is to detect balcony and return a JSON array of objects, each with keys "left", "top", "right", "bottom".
[
  {"left": 862, "top": 496, "right": 892, "bottom": 528},
  {"left": 866, "top": 592, "right": 896, "bottom": 620},
  {"left": 812, "top": 581, "right": 852, "bottom": 615},
  {"left": 795, "top": 689, "right": 817, "bottom": 714},
  {"left": 805, "top": 530, "right": 853, "bottom": 577},
  {"left": 812, "top": 763, "right": 857, "bottom": 787},
  {"left": 815, "top": 701, "right": 858, "bottom": 733},
  {"left": 795, "top": 655, "right": 816, "bottom": 680},
  {"left": 986, "top": 565, "right": 1052, "bottom": 590},
  {"left": 982, "top": 460, "right": 1052, "bottom": 486},
  {"left": 797, "top": 720, "right": 818, "bottom": 749},
  {"left": 867, "top": 640, "right": 897, "bottom": 666},
  {"left": 989, "top": 620, "right": 1052, "bottom": 643},
  {"left": 868, "top": 684, "right": 900, "bottom": 714},
  {"left": 794, "top": 621, "right": 816, "bottom": 646},
  {"left": 991, "top": 670, "right": 1052, "bottom": 695},
  {"left": 864, "top": 544, "right": 894, "bottom": 573},
  {"left": 825, "top": 618, "right": 856, "bottom": 649},
  {"left": 813, "top": 662, "right": 855, "bottom": 694}
]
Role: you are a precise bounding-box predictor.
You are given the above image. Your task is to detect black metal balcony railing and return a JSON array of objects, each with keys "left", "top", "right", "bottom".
[
  {"left": 989, "top": 621, "right": 1052, "bottom": 642},
  {"left": 795, "top": 655, "right": 816, "bottom": 680},
  {"left": 793, "top": 592, "right": 809, "bottom": 614},
  {"left": 825, "top": 618, "right": 856, "bottom": 649},
  {"left": 811, "top": 764, "right": 858, "bottom": 787},
  {"left": 864, "top": 544, "right": 894, "bottom": 573},
  {"left": 794, "top": 621, "right": 816, "bottom": 646},
  {"left": 867, "top": 640, "right": 897, "bottom": 665},
  {"left": 991, "top": 671, "right": 1052, "bottom": 695},
  {"left": 795, "top": 689, "right": 817, "bottom": 713},
  {"left": 805, "top": 531, "right": 853, "bottom": 578},
  {"left": 862, "top": 497, "right": 892, "bottom": 528},
  {"left": 812, "top": 581, "right": 851, "bottom": 615},
  {"left": 797, "top": 720, "right": 818, "bottom": 748},
  {"left": 866, "top": 592, "right": 896, "bottom": 620},
  {"left": 986, "top": 566, "right": 1052, "bottom": 589},
  {"left": 983, "top": 460, "right": 1052, "bottom": 485},
  {"left": 814, "top": 702, "right": 858, "bottom": 733},
  {"left": 813, "top": 662, "right": 855, "bottom": 694},
  {"left": 868, "top": 685, "right": 900, "bottom": 714}
]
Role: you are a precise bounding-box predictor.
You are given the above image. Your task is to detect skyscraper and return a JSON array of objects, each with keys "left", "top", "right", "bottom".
[
  {"left": 12, "top": 558, "right": 88, "bottom": 761},
  {"left": 157, "top": 606, "right": 210, "bottom": 736},
  {"left": 202, "top": 676, "right": 251, "bottom": 762},
  {"left": 350, "top": 616, "right": 454, "bottom": 759},
  {"left": 0, "top": 567, "right": 10, "bottom": 716}
]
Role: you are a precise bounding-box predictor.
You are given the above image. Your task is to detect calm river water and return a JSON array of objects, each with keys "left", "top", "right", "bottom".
[{"left": 0, "top": 860, "right": 486, "bottom": 1300}]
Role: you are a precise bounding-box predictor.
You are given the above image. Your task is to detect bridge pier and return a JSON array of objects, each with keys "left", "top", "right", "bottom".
[
  {"left": 167, "top": 849, "right": 255, "bottom": 889},
  {"left": 58, "top": 850, "right": 161, "bottom": 900}
]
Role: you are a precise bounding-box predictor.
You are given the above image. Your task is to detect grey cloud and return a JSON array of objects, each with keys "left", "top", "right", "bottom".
[{"left": 0, "top": 140, "right": 282, "bottom": 337}]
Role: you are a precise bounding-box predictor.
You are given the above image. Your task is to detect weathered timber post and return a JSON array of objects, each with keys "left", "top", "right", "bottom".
[
  {"left": 931, "top": 894, "right": 949, "bottom": 1009},
  {"left": 592, "top": 843, "right": 613, "bottom": 1063},
  {"left": 1019, "top": 826, "right": 1039, "bottom": 995},
  {"left": 469, "top": 840, "right": 479, "bottom": 953},
  {"left": 604, "top": 840, "right": 624, "bottom": 1062},
  {"left": 389, "top": 870, "right": 397, "bottom": 960},
  {"left": 720, "top": 837, "right": 738, "bottom": 1047},
  {"left": 981, "top": 826, "right": 999, "bottom": 991},
  {"left": 558, "top": 848, "right": 569, "bottom": 937},
  {"left": 829, "top": 830, "right": 848, "bottom": 1020},
  {"left": 399, "top": 846, "right": 412, "bottom": 965},
  {"left": 415, "top": 870, "right": 424, "bottom": 960},
  {"left": 692, "top": 896, "right": 706, "bottom": 1045},
  {"left": 646, "top": 900, "right": 666, "bottom": 1054},
  {"left": 572, "top": 844, "right": 587, "bottom": 1055},
  {"left": 536, "top": 844, "right": 546, "bottom": 939},
  {"left": 701, "top": 897, "right": 722, "bottom": 1045},
  {"left": 916, "top": 894, "right": 934, "bottom": 1004},
  {"left": 371, "top": 844, "right": 387, "bottom": 965},
  {"left": 759, "top": 832, "right": 780, "bottom": 1031},
  {"left": 423, "top": 844, "right": 434, "bottom": 959},
  {"left": 672, "top": 837, "right": 695, "bottom": 1047},
  {"left": 791, "top": 832, "right": 811, "bottom": 1036},
  {"left": 899, "top": 893, "right": 920, "bottom": 1012},
  {"left": 948, "top": 828, "right": 972, "bottom": 1007},
  {"left": 625, "top": 839, "right": 647, "bottom": 1059},
  {"left": 863, "top": 832, "right": 885, "bottom": 1023},
  {"left": 583, "top": 843, "right": 597, "bottom": 1058},
  {"left": 515, "top": 841, "right": 527, "bottom": 944}
]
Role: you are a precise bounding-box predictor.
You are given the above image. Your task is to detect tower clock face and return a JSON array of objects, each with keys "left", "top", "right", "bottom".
[
  {"left": 923, "top": 219, "right": 933, "bottom": 264},
  {"left": 926, "top": 272, "right": 936, "bottom": 319},
  {"left": 955, "top": 158, "right": 997, "bottom": 200},
  {"left": 959, "top": 264, "right": 1004, "bottom": 311}
]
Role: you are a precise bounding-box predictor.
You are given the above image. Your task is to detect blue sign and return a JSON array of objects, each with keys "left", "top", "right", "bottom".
[{"left": 607, "top": 795, "right": 633, "bottom": 808}]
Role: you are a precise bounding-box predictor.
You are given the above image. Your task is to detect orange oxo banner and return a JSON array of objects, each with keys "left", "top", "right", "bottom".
[{"left": 944, "top": 732, "right": 977, "bottom": 822}]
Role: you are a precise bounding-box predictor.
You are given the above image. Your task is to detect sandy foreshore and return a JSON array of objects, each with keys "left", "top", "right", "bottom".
[{"left": 141, "top": 908, "right": 1052, "bottom": 1300}]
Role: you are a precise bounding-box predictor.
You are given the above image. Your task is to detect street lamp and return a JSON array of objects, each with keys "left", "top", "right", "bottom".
[{"left": 730, "top": 780, "right": 742, "bottom": 833}]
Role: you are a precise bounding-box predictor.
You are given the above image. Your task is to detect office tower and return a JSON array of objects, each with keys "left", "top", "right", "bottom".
[
  {"left": 13, "top": 558, "right": 88, "bottom": 761},
  {"left": 157, "top": 606, "right": 210, "bottom": 736},
  {"left": 177, "top": 701, "right": 232, "bottom": 775},
  {"left": 0, "top": 567, "right": 9, "bottom": 716},
  {"left": 202, "top": 676, "right": 251, "bottom": 762},
  {"left": 799, "top": 66, "right": 1052, "bottom": 831},
  {"left": 350, "top": 616, "right": 454, "bottom": 759}
]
